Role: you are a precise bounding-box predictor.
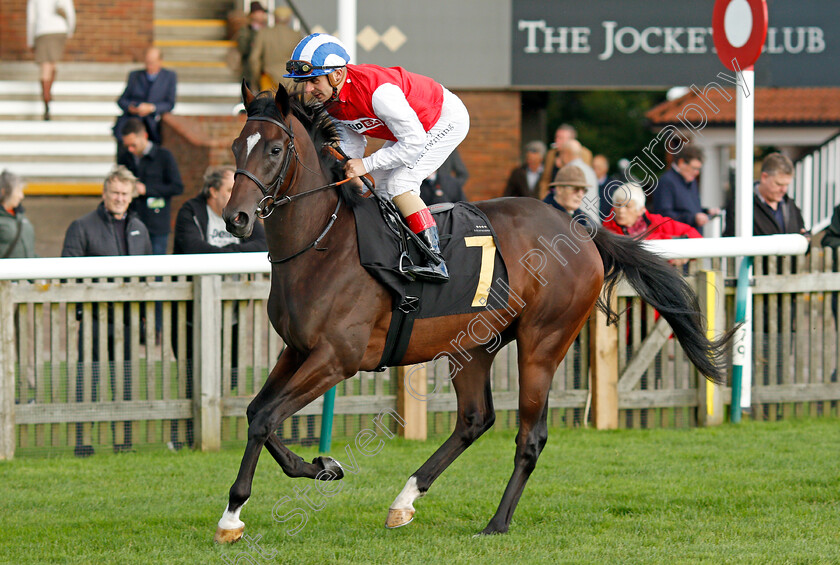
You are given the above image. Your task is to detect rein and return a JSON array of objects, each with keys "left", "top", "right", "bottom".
[{"left": 234, "top": 114, "right": 354, "bottom": 264}]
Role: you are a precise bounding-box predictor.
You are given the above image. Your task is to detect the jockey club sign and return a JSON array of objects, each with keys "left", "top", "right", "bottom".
[{"left": 511, "top": 0, "right": 839, "bottom": 88}]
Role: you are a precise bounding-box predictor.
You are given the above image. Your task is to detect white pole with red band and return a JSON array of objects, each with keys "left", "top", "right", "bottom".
[{"left": 712, "top": 0, "right": 768, "bottom": 422}]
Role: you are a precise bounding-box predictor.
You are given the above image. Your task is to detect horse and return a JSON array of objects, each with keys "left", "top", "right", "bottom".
[{"left": 214, "top": 82, "right": 733, "bottom": 543}]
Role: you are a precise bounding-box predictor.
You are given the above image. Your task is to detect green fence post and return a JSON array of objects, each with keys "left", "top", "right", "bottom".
[
  {"left": 319, "top": 386, "right": 336, "bottom": 452},
  {"left": 731, "top": 257, "right": 753, "bottom": 423}
]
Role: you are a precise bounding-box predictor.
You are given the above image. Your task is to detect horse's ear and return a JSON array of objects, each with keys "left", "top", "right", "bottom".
[
  {"left": 241, "top": 79, "right": 256, "bottom": 108},
  {"left": 275, "top": 83, "right": 291, "bottom": 118}
]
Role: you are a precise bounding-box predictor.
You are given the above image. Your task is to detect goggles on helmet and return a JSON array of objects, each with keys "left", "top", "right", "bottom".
[{"left": 285, "top": 60, "right": 343, "bottom": 77}]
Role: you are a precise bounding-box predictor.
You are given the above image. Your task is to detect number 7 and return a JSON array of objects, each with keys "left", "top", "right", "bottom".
[{"left": 464, "top": 235, "right": 496, "bottom": 308}]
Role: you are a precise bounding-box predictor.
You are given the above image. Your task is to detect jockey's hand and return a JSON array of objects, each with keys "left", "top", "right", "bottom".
[{"left": 344, "top": 158, "right": 367, "bottom": 179}]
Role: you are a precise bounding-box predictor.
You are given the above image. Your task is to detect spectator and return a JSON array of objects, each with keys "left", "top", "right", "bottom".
[
  {"left": 419, "top": 168, "right": 466, "bottom": 205},
  {"left": 724, "top": 153, "right": 807, "bottom": 401},
  {"left": 822, "top": 195, "right": 840, "bottom": 375},
  {"left": 437, "top": 148, "right": 470, "bottom": 192},
  {"left": 117, "top": 118, "right": 184, "bottom": 255},
  {"left": 113, "top": 47, "right": 177, "bottom": 146},
  {"left": 27, "top": 0, "right": 75, "bottom": 120},
  {"left": 249, "top": 6, "right": 303, "bottom": 93},
  {"left": 1, "top": 170, "right": 37, "bottom": 398},
  {"left": 603, "top": 182, "right": 700, "bottom": 350},
  {"left": 168, "top": 166, "right": 267, "bottom": 450},
  {"left": 650, "top": 145, "right": 720, "bottom": 235},
  {"left": 542, "top": 164, "right": 595, "bottom": 228},
  {"left": 0, "top": 171, "right": 36, "bottom": 258},
  {"left": 822, "top": 202, "right": 840, "bottom": 253},
  {"left": 173, "top": 166, "right": 266, "bottom": 254},
  {"left": 723, "top": 152, "right": 806, "bottom": 237},
  {"left": 603, "top": 181, "right": 700, "bottom": 269},
  {"left": 559, "top": 140, "right": 599, "bottom": 223},
  {"left": 62, "top": 165, "right": 153, "bottom": 457},
  {"left": 538, "top": 123, "right": 577, "bottom": 199},
  {"left": 237, "top": 1, "right": 268, "bottom": 89},
  {"left": 503, "top": 140, "right": 545, "bottom": 199},
  {"left": 593, "top": 153, "right": 620, "bottom": 221}
]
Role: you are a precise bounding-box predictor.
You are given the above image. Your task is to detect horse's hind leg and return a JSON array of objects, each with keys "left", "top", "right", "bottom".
[
  {"left": 386, "top": 348, "right": 496, "bottom": 528},
  {"left": 480, "top": 356, "right": 554, "bottom": 535}
]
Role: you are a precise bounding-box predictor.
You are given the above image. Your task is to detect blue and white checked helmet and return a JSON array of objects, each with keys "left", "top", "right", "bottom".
[{"left": 284, "top": 33, "right": 351, "bottom": 79}]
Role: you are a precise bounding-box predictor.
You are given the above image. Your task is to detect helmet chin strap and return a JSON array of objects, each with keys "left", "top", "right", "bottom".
[{"left": 327, "top": 68, "right": 345, "bottom": 103}]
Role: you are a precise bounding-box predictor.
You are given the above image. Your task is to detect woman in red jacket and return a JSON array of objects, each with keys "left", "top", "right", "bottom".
[
  {"left": 603, "top": 182, "right": 701, "bottom": 333},
  {"left": 603, "top": 181, "right": 701, "bottom": 241}
]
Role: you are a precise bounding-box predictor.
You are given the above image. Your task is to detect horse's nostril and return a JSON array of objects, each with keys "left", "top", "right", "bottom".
[{"left": 233, "top": 212, "right": 248, "bottom": 228}]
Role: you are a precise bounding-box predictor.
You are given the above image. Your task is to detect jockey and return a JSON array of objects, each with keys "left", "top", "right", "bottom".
[{"left": 284, "top": 33, "right": 470, "bottom": 283}]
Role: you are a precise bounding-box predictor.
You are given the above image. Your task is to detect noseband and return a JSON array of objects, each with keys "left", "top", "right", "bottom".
[{"left": 234, "top": 116, "right": 298, "bottom": 219}]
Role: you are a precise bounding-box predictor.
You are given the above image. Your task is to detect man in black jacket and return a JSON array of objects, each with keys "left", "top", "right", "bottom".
[
  {"left": 724, "top": 152, "right": 806, "bottom": 237},
  {"left": 168, "top": 166, "right": 266, "bottom": 450},
  {"left": 503, "top": 140, "right": 546, "bottom": 200},
  {"left": 650, "top": 145, "right": 720, "bottom": 234},
  {"left": 118, "top": 117, "right": 184, "bottom": 255},
  {"left": 62, "top": 165, "right": 153, "bottom": 457},
  {"left": 724, "top": 153, "right": 808, "bottom": 396},
  {"left": 419, "top": 168, "right": 466, "bottom": 206},
  {"left": 62, "top": 166, "right": 153, "bottom": 257},
  {"left": 173, "top": 166, "right": 266, "bottom": 254}
]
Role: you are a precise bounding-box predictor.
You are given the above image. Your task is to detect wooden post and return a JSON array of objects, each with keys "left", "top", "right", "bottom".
[
  {"left": 396, "top": 363, "right": 427, "bottom": 440},
  {"left": 697, "top": 269, "right": 725, "bottom": 426},
  {"left": 0, "top": 282, "right": 15, "bottom": 459},
  {"left": 194, "top": 275, "right": 222, "bottom": 451},
  {"left": 590, "top": 292, "right": 619, "bottom": 430}
]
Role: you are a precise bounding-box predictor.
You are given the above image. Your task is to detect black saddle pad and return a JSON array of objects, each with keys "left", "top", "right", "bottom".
[{"left": 353, "top": 198, "right": 510, "bottom": 319}]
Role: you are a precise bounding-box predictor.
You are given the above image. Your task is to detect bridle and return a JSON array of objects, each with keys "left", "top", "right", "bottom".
[
  {"left": 234, "top": 115, "right": 299, "bottom": 219},
  {"left": 233, "top": 114, "right": 355, "bottom": 264}
]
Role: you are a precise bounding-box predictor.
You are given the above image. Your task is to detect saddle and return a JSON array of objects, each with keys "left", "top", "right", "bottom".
[{"left": 352, "top": 195, "right": 510, "bottom": 369}]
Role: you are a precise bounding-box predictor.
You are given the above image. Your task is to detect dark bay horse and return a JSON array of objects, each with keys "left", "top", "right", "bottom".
[{"left": 214, "top": 83, "right": 732, "bottom": 543}]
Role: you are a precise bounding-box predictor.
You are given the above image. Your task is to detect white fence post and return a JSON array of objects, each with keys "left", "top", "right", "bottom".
[
  {"left": 194, "top": 275, "right": 222, "bottom": 451},
  {"left": 0, "top": 281, "right": 16, "bottom": 459}
]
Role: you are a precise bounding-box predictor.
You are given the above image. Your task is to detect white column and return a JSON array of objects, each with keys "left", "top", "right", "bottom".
[
  {"left": 338, "top": 0, "right": 357, "bottom": 62},
  {"left": 698, "top": 140, "right": 723, "bottom": 238},
  {"left": 734, "top": 68, "right": 755, "bottom": 412}
]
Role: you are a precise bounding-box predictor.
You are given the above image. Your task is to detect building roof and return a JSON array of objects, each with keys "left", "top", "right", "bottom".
[{"left": 646, "top": 87, "right": 840, "bottom": 127}]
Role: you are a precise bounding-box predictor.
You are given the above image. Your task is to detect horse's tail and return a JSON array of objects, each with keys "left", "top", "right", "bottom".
[{"left": 591, "top": 228, "right": 735, "bottom": 385}]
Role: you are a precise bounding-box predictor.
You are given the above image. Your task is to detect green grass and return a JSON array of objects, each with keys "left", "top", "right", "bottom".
[{"left": 2, "top": 419, "right": 840, "bottom": 564}]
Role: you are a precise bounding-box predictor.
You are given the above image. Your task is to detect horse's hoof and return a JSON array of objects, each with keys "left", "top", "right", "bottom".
[
  {"left": 214, "top": 526, "right": 244, "bottom": 544},
  {"left": 313, "top": 456, "right": 344, "bottom": 480},
  {"left": 476, "top": 524, "right": 508, "bottom": 536},
  {"left": 385, "top": 507, "right": 414, "bottom": 529}
]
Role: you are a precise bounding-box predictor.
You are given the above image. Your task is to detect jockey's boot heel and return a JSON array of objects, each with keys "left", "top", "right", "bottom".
[{"left": 405, "top": 225, "right": 449, "bottom": 283}]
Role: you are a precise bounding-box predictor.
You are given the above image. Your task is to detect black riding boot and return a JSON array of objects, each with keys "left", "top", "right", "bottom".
[{"left": 405, "top": 225, "right": 449, "bottom": 283}]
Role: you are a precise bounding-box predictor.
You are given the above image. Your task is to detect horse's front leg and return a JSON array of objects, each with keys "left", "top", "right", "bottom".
[{"left": 214, "top": 345, "right": 348, "bottom": 544}]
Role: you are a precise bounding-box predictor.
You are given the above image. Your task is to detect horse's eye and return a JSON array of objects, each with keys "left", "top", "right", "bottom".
[{"left": 271, "top": 146, "right": 282, "bottom": 156}]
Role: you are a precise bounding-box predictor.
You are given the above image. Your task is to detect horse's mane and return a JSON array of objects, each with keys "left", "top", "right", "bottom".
[{"left": 247, "top": 90, "right": 365, "bottom": 207}]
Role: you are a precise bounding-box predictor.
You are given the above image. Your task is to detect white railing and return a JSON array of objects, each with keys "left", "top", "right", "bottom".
[
  {"left": 790, "top": 133, "right": 840, "bottom": 234},
  {"left": 0, "top": 253, "right": 271, "bottom": 280},
  {"left": 0, "top": 236, "right": 809, "bottom": 281},
  {"left": 0, "top": 236, "right": 812, "bottom": 459}
]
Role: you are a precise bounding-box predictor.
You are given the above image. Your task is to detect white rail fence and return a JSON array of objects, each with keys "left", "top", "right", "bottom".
[
  {"left": 0, "top": 237, "right": 819, "bottom": 459},
  {"left": 791, "top": 133, "right": 840, "bottom": 234}
]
